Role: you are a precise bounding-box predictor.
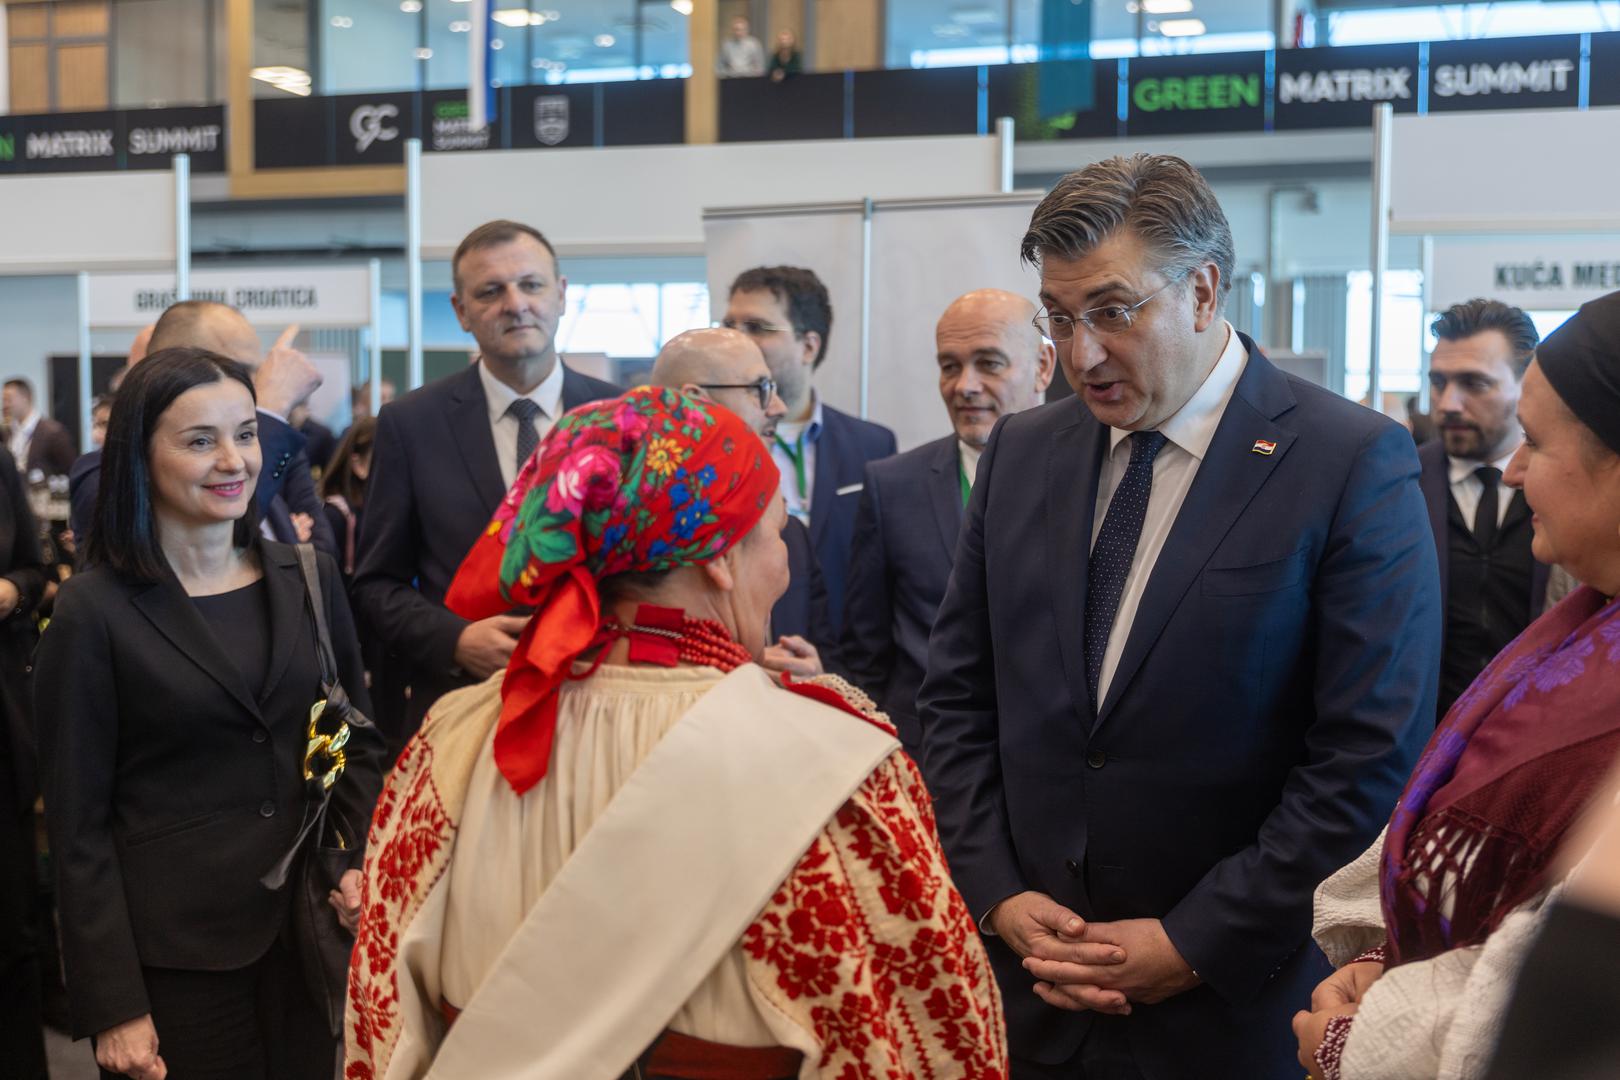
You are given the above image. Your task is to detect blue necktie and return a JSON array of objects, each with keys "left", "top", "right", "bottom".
[
  {"left": 1084, "top": 430, "right": 1169, "bottom": 714},
  {"left": 507, "top": 398, "right": 542, "bottom": 474}
]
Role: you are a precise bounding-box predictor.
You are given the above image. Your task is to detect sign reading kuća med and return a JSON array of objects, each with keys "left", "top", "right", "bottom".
[
  {"left": 87, "top": 268, "right": 375, "bottom": 329},
  {"left": 1430, "top": 237, "right": 1620, "bottom": 312}
]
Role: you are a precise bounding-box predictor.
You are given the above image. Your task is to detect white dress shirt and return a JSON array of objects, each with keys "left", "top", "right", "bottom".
[
  {"left": 958, "top": 441, "right": 982, "bottom": 489},
  {"left": 479, "top": 358, "right": 566, "bottom": 489},
  {"left": 1089, "top": 324, "right": 1249, "bottom": 704},
  {"left": 1446, "top": 446, "right": 1518, "bottom": 532},
  {"left": 7, "top": 410, "right": 38, "bottom": 464},
  {"left": 772, "top": 393, "right": 824, "bottom": 525}
]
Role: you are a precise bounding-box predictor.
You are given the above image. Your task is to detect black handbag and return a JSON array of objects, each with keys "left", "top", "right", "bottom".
[{"left": 261, "top": 543, "right": 375, "bottom": 1036}]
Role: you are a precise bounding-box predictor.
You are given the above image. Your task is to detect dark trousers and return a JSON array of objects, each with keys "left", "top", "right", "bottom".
[
  {"left": 1011, "top": 1017, "right": 1146, "bottom": 1080},
  {"left": 0, "top": 766, "right": 47, "bottom": 1080},
  {"left": 97, "top": 932, "right": 335, "bottom": 1080}
]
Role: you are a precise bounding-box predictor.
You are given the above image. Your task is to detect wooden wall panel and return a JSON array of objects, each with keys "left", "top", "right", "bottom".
[
  {"left": 766, "top": 0, "right": 806, "bottom": 61},
  {"left": 813, "top": 0, "right": 880, "bottom": 71},
  {"left": 8, "top": 43, "right": 50, "bottom": 113},
  {"left": 52, "top": 1, "right": 112, "bottom": 39},
  {"left": 56, "top": 43, "right": 109, "bottom": 110},
  {"left": 7, "top": 4, "right": 49, "bottom": 39}
]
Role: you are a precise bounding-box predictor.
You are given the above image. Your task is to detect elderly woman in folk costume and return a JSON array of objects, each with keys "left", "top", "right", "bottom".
[
  {"left": 1294, "top": 291, "right": 1620, "bottom": 1080},
  {"left": 344, "top": 386, "right": 1007, "bottom": 1080}
]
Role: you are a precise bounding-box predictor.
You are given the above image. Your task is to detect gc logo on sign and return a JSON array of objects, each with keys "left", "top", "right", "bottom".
[{"left": 351, "top": 104, "right": 400, "bottom": 153}]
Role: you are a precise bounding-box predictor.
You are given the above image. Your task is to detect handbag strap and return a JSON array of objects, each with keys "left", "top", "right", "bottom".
[{"left": 295, "top": 542, "right": 340, "bottom": 693}]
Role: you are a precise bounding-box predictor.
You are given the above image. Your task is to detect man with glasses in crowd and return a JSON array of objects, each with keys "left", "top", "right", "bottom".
[
  {"left": 649, "top": 326, "right": 832, "bottom": 662},
  {"left": 838, "top": 289, "right": 1054, "bottom": 756},
  {"left": 919, "top": 154, "right": 1439, "bottom": 1078},
  {"left": 722, "top": 266, "right": 896, "bottom": 638}
]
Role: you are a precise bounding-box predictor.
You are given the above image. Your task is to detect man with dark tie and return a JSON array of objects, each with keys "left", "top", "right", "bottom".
[
  {"left": 353, "top": 220, "right": 618, "bottom": 745},
  {"left": 722, "top": 266, "right": 896, "bottom": 633},
  {"left": 1421, "top": 299, "right": 1552, "bottom": 718},
  {"left": 839, "top": 289, "right": 1054, "bottom": 754},
  {"left": 919, "top": 154, "right": 1439, "bottom": 1079}
]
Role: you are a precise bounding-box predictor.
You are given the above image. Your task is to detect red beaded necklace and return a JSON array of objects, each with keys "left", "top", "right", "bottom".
[{"left": 592, "top": 603, "right": 753, "bottom": 673}]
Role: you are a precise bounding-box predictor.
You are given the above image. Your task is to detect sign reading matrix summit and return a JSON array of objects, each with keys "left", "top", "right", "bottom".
[
  {"left": 1428, "top": 35, "right": 1581, "bottom": 111},
  {"left": 1127, "top": 51, "right": 1266, "bottom": 134},
  {"left": 1274, "top": 44, "right": 1420, "bottom": 129}
]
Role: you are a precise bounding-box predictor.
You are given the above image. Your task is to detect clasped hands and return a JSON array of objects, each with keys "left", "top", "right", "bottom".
[
  {"left": 990, "top": 891, "right": 1200, "bottom": 1015},
  {"left": 1292, "top": 959, "right": 1383, "bottom": 1074}
]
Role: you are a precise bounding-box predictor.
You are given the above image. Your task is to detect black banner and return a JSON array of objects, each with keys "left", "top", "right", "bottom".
[
  {"left": 1428, "top": 35, "right": 1580, "bottom": 112},
  {"left": 853, "top": 67, "right": 978, "bottom": 137},
  {"left": 332, "top": 92, "right": 418, "bottom": 166},
  {"left": 1126, "top": 52, "right": 1267, "bottom": 135},
  {"left": 0, "top": 105, "right": 226, "bottom": 175},
  {"left": 601, "top": 79, "right": 685, "bottom": 146},
  {"left": 422, "top": 91, "right": 494, "bottom": 153},
  {"left": 1274, "top": 43, "right": 1420, "bottom": 129},
  {"left": 987, "top": 59, "right": 1118, "bottom": 140},
  {"left": 255, "top": 96, "right": 329, "bottom": 169},
  {"left": 1589, "top": 32, "right": 1620, "bottom": 108},
  {"left": 125, "top": 105, "right": 227, "bottom": 171},
  {"left": 509, "top": 84, "right": 597, "bottom": 150},
  {"left": 720, "top": 71, "right": 846, "bottom": 142}
]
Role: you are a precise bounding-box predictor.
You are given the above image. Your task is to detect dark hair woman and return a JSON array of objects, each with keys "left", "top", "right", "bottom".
[
  {"left": 319, "top": 416, "right": 375, "bottom": 585},
  {"left": 37, "top": 347, "right": 384, "bottom": 1080}
]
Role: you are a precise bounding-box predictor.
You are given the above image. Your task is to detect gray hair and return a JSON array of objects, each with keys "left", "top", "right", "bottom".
[{"left": 1021, "top": 153, "right": 1235, "bottom": 305}]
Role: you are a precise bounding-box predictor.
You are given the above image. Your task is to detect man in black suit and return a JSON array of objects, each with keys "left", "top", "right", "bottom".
[
  {"left": 722, "top": 267, "right": 896, "bottom": 632},
  {"left": 1, "top": 379, "right": 75, "bottom": 482},
  {"left": 353, "top": 220, "right": 619, "bottom": 743},
  {"left": 68, "top": 305, "right": 336, "bottom": 558},
  {"left": 1421, "top": 299, "right": 1552, "bottom": 717},
  {"left": 920, "top": 155, "right": 1438, "bottom": 1078},
  {"left": 840, "top": 289, "right": 1054, "bottom": 754}
]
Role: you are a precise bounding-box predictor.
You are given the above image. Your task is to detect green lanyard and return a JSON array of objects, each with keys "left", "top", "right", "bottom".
[
  {"left": 774, "top": 431, "right": 810, "bottom": 505},
  {"left": 959, "top": 461, "right": 972, "bottom": 507}
]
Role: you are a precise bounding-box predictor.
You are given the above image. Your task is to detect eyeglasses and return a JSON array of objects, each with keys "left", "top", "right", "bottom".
[
  {"left": 717, "top": 317, "right": 794, "bottom": 339},
  {"left": 1033, "top": 274, "right": 1185, "bottom": 342},
  {"left": 697, "top": 376, "right": 778, "bottom": 411}
]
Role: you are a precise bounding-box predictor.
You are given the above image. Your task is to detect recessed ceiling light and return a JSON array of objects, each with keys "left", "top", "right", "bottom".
[
  {"left": 415, "top": 46, "right": 434, "bottom": 59},
  {"left": 400, "top": 0, "right": 421, "bottom": 11},
  {"left": 490, "top": 38, "right": 503, "bottom": 49},
  {"left": 493, "top": 8, "right": 535, "bottom": 26},
  {"left": 594, "top": 33, "right": 616, "bottom": 47},
  {"left": 671, "top": 0, "right": 693, "bottom": 12},
  {"left": 1159, "top": 17, "right": 1206, "bottom": 35},
  {"left": 328, "top": 15, "right": 353, "bottom": 28},
  {"left": 1142, "top": 0, "right": 1193, "bottom": 12},
  {"left": 449, "top": 19, "right": 471, "bottom": 31},
  {"left": 250, "top": 65, "right": 313, "bottom": 95}
]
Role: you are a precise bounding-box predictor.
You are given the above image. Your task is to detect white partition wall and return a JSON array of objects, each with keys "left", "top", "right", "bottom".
[
  {"left": 420, "top": 135, "right": 1007, "bottom": 258},
  {"left": 0, "top": 172, "right": 179, "bottom": 274},
  {"left": 704, "top": 192, "right": 1043, "bottom": 451}
]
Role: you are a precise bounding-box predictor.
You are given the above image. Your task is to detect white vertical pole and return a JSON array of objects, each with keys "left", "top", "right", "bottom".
[
  {"left": 995, "top": 115, "right": 1015, "bottom": 193},
  {"left": 1418, "top": 233, "right": 1434, "bottom": 413},
  {"left": 76, "top": 272, "right": 92, "bottom": 454},
  {"left": 859, "top": 197, "right": 873, "bottom": 419},
  {"left": 173, "top": 153, "right": 191, "bottom": 300},
  {"left": 406, "top": 137, "right": 425, "bottom": 390},
  {"left": 368, "top": 258, "right": 384, "bottom": 419},
  {"left": 1369, "top": 102, "right": 1393, "bottom": 415}
]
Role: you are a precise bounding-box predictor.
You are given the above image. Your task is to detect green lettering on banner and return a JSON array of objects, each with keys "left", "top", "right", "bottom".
[
  {"left": 1133, "top": 78, "right": 1162, "bottom": 111},
  {"left": 1185, "top": 75, "right": 1209, "bottom": 109},
  {"left": 0, "top": 134, "right": 12, "bottom": 162},
  {"left": 1231, "top": 73, "right": 1261, "bottom": 107},
  {"left": 1134, "top": 73, "right": 1260, "bottom": 112}
]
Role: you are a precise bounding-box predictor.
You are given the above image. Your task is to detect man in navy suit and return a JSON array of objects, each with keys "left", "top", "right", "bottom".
[
  {"left": 722, "top": 267, "right": 896, "bottom": 632},
  {"left": 919, "top": 155, "right": 1440, "bottom": 1079},
  {"left": 1419, "top": 299, "right": 1552, "bottom": 718},
  {"left": 840, "top": 289, "right": 1054, "bottom": 754},
  {"left": 353, "top": 220, "right": 618, "bottom": 743}
]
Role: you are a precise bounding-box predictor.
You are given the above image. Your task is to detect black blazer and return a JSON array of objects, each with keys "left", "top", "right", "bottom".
[
  {"left": 35, "top": 541, "right": 384, "bottom": 1040},
  {"left": 352, "top": 362, "right": 620, "bottom": 736},
  {"left": 1418, "top": 439, "right": 1552, "bottom": 625},
  {"left": 920, "top": 341, "right": 1440, "bottom": 1076},
  {"left": 24, "top": 416, "right": 77, "bottom": 479},
  {"left": 0, "top": 446, "right": 48, "bottom": 810},
  {"left": 771, "top": 517, "right": 834, "bottom": 652},
  {"left": 68, "top": 410, "right": 337, "bottom": 561},
  {"left": 838, "top": 434, "right": 961, "bottom": 754},
  {"left": 806, "top": 404, "right": 896, "bottom": 632}
]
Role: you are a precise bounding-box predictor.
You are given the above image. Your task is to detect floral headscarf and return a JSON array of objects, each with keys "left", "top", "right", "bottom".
[{"left": 446, "top": 386, "right": 779, "bottom": 794}]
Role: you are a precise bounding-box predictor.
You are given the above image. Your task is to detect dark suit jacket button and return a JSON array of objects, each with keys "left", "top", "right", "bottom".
[
  {"left": 1065, "top": 857, "right": 1081, "bottom": 877},
  {"left": 252, "top": 729, "right": 268, "bottom": 743},
  {"left": 259, "top": 801, "right": 276, "bottom": 818},
  {"left": 1087, "top": 750, "right": 1107, "bottom": 769}
]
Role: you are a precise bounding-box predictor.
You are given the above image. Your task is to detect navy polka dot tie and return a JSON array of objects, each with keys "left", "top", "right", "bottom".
[
  {"left": 1084, "top": 430, "right": 1169, "bottom": 714},
  {"left": 508, "top": 398, "right": 542, "bottom": 474}
]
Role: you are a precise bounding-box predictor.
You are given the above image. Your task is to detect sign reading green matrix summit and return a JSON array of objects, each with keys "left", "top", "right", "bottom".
[{"left": 1127, "top": 51, "right": 1267, "bottom": 135}]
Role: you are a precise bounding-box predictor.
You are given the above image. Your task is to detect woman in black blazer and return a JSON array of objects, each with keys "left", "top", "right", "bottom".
[{"left": 36, "top": 348, "right": 384, "bottom": 1080}]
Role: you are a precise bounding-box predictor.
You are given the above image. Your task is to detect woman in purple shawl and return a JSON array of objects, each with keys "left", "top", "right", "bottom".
[{"left": 1295, "top": 290, "right": 1620, "bottom": 1080}]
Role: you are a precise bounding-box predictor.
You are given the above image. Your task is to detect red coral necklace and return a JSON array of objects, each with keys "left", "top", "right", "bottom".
[{"left": 592, "top": 603, "right": 753, "bottom": 673}]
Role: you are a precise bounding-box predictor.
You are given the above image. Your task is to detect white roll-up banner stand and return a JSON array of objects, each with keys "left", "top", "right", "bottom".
[{"left": 705, "top": 191, "right": 1043, "bottom": 452}]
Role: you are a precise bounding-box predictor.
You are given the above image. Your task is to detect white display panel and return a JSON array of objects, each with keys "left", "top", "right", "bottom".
[
  {"left": 422, "top": 134, "right": 1004, "bottom": 258},
  {"left": 87, "top": 266, "right": 376, "bottom": 328},
  {"left": 1390, "top": 108, "right": 1620, "bottom": 234},
  {"left": 1429, "top": 235, "right": 1620, "bottom": 312},
  {"left": 0, "top": 171, "right": 177, "bottom": 274}
]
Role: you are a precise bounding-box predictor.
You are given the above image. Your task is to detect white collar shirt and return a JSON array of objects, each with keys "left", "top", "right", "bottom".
[
  {"left": 772, "top": 392, "right": 824, "bottom": 526},
  {"left": 1446, "top": 446, "right": 1519, "bottom": 532},
  {"left": 959, "top": 440, "right": 983, "bottom": 489},
  {"left": 479, "top": 357, "right": 566, "bottom": 489},
  {"left": 7, "top": 410, "right": 38, "bottom": 463},
  {"left": 1089, "top": 323, "right": 1249, "bottom": 704}
]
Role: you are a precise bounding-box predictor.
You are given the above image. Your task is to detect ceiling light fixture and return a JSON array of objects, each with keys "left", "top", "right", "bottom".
[
  {"left": 594, "top": 33, "right": 616, "bottom": 47},
  {"left": 492, "top": 8, "right": 535, "bottom": 26},
  {"left": 329, "top": 15, "right": 353, "bottom": 28},
  {"left": 1142, "top": 0, "right": 1194, "bottom": 12},
  {"left": 400, "top": 0, "right": 421, "bottom": 11},
  {"left": 449, "top": 19, "right": 471, "bottom": 31},
  {"left": 415, "top": 46, "right": 434, "bottom": 59},
  {"left": 250, "top": 65, "right": 313, "bottom": 95},
  {"left": 671, "top": 0, "right": 693, "bottom": 13},
  {"left": 1158, "top": 17, "right": 1206, "bottom": 35}
]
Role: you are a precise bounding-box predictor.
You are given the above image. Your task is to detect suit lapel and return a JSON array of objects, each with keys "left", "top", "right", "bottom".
[
  {"left": 260, "top": 546, "right": 308, "bottom": 702},
  {"left": 1096, "top": 350, "right": 1298, "bottom": 728},
  {"left": 559, "top": 365, "right": 592, "bottom": 412},
  {"left": 449, "top": 364, "right": 507, "bottom": 517},
  {"left": 131, "top": 577, "right": 262, "bottom": 720},
  {"left": 927, "top": 436, "right": 964, "bottom": 563},
  {"left": 810, "top": 411, "right": 842, "bottom": 551},
  {"left": 1419, "top": 445, "right": 1451, "bottom": 617},
  {"left": 1047, "top": 401, "right": 1108, "bottom": 726}
]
